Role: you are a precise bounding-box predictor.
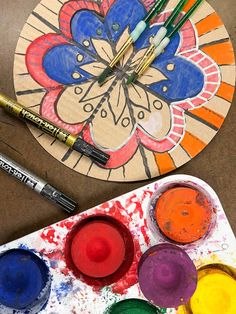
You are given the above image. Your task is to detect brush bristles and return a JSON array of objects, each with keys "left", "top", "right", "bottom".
[
  {"left": 126, "top": 72, "right": 138, "bottom": 85},
  {"left": 98, "top": 67, "right": 113, "bottom": 86}
]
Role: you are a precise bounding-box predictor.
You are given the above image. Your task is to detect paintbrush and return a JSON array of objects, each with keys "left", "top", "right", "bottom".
[
  {"left": 98, "top": 0, "right": 169, "bottom": 86},
  {"left": 126, "top": 0, "right": 188, "bottom": 84},
  {"left": 126, "top": 0, "right": 204, "bottom": 85}
]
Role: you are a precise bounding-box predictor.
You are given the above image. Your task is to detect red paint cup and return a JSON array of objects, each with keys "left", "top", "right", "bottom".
[{"left": 65, "top": 215, "right": 134, "bottom": 286}]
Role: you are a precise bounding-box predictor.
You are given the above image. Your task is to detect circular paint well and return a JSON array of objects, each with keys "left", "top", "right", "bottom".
[
  {"left": 65, "top": 215, "right": 134, "bottom": 285},
  {"left": 0, "top": 249, "right": 51, "bottom": 312},
  {"left": 107, "top": 298, "right": 159, "bottom": 314},
  {"left": 155, "top": 187, "right": 212, "bottom": 243},
  {"left": 188, "top": 266, "right": 236, "bottom": 314},
  {"left": 138, "top": 243, "right": 197, "bottom": 308},
  {"left": 71, "top": 221, "right": 125, "bottom": 278}
]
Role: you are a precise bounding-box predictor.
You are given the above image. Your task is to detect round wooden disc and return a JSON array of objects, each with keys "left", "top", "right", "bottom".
[{"left": 13, "top": 0, "right": 235, "bottom": 182}]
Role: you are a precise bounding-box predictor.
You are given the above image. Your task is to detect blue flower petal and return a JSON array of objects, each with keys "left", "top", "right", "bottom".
[
  {"left": 71, "top": 10, "right": 108, "bottom": 54},
  {"left": 149, "top": 56, "right": 205, "bottom": 101},
  {"left": 105, "top": 0, "right": 147, "bottom": 42},
  {"left": 43, "top": 0, "right": 204, "bottom": 101},
  {"left": 43, "top": 44, "right": 94, "bottom": 85}
]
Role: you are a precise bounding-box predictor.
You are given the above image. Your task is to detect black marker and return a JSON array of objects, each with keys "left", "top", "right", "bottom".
[{"left": 0, "top": 153, "right": 77, "bottom": 213}]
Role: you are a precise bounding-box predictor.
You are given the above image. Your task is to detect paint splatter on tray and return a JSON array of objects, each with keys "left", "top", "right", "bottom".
[{"left": 0, "top": 175, "right": 236, "bottom": 313}]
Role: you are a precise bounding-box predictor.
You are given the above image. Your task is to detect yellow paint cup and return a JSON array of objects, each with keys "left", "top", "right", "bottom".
[{"left": 178, "top": 264, "right": 236, "bottom": 314}]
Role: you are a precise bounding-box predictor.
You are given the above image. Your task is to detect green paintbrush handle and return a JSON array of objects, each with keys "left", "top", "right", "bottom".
[
  {"left": 131, "top": 0, "right": 169, "bottom": 42},
  {"left": 167, "top": 0, "right": 204, "bottom": 38},
  {"left": 150, "top": 0, "right": 187, "bottom": 48},
  {"left": 144, "top": 0, "right": 169, "bottom": 23},
  {"left": 164, "top": 0, "right": 188, "bottom": 29}
]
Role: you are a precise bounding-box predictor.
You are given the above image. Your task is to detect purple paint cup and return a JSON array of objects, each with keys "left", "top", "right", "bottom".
[{"left": 138, "top": 243, "right": 197, "bottom": 308}]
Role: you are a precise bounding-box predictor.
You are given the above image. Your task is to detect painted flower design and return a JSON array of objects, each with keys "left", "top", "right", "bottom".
[{"left": 26, "top": 0, "right": 220, "bottom": 169}]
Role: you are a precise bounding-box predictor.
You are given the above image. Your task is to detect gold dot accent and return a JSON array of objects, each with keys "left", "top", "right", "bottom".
[
  {"left": 77, "top": 54, "right": 84, "bottom": 62},
  {"left": 72, "top": 72, "right": 81, "bottom": 79},
  {"left": 162, "top": 86, "right": 168, "bottom": 92},
  {"left": 167, "top": 63, "right": 175, "bottom": 71},
  {"left": 83, "top": 40, "right": 90, "bottom": 47}
]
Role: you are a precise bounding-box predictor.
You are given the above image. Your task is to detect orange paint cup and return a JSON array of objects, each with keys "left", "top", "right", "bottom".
[{"left": 155, "top": 187, "right": 212, "bottom": 244}]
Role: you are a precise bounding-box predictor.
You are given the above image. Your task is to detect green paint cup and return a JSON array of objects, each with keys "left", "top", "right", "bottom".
[{"left": 106, "top": 299, "right": 165, "bottom": 314}]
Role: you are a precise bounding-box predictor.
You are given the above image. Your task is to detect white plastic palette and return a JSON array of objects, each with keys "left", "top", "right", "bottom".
[{"left": 1, "top": 175, "right": 236, "bottom": 314}]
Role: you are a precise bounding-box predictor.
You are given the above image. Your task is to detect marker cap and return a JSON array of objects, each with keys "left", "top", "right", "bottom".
[
  {"left": 42, "top": 184, "right": 77, "bottom": 213},
  {"left": 73, "top": 138, "right": 110, "bottom": 165}
]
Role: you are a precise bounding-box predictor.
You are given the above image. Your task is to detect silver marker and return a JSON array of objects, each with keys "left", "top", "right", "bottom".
[{"left": 0, "top": 153, "right": 77, "bottom": 213}]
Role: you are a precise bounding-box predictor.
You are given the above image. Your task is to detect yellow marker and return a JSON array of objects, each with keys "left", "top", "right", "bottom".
[
  {"left": 179, "top": 265, "right": 236, "bottom": 314},
  {"left": 0, "top": 93, "right": 109, "bottom": 165}
]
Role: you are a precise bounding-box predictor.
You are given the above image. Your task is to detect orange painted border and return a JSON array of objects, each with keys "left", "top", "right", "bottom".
[
  {"left": 183, "top": 0, "right": 197, "bottom": 12},
  {"left": 196, "top": 12, "right": 223, "bottom": 37},
  {"left": 190, "top": 107, "right": 224, "bottom": 129},
  {"left": 216, "top": 82, "right": 235, "bottom": 102},
  {"left": 201, "top": 41, "right": 235, "bottom": 65},
  {"left": 155, "top": 152, "right": 176, "bottom": 175},
  {"left": 180, "top": 131, "right": 206, "bottom": 158}
]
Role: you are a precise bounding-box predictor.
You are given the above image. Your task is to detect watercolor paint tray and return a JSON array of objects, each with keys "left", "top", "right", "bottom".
[{"left": 1, "top": 174, "right": 236, "bottom": 314}]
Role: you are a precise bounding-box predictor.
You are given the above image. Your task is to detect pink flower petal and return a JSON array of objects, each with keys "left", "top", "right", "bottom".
[
  {"left": 137, "top": 106, "right": 185, "bottom": 153},
  {"left": 83, "top": 125, "right": 138, "bottom": 169},
  {"left": 41, "top": 88, "right": 84, "bottom": 135}
]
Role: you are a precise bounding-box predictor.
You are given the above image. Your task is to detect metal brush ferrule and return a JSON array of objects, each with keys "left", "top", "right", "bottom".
[
  {"left": 138, "top": 53, "right": 156, "bottom": 77},
  {"left": 135, "top": 44, "right": 155, "bottom": 74},
  {"left": 110, "top": 37, "right": 133, "bottom": 68}
]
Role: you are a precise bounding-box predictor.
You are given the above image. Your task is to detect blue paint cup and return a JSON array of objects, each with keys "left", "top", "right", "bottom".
[{"left": 0, "top": 249, "right": 51, "bottom": 313}]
